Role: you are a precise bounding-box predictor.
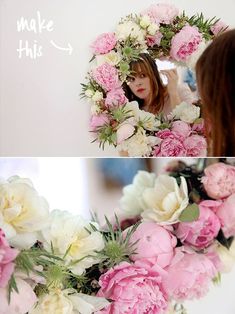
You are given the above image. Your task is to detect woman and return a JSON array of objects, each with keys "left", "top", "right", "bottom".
[
  {"left": 196, "top": 29, "right": 235, "bottom": 157},
  {"left": 123, "top": 53, "right": 194, "bottom": 116}
]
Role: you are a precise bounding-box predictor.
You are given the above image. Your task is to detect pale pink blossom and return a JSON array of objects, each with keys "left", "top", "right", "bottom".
[
  {"left": 142, "top": 3, "right": 179, "bottom": 24},
  {"left": 163, "top": 247, "right": 217, "bottom": 301},
  {"left": 92, "top": 63, "right": 120, "bottom": 91},
  {"left": 0, "top": 229, "right": 18, "bottom": 288},
  {"left": 105, "top": 88, "right": 128, "bottom": 108},
  {"left": 0, "top": 278, "right": 37, "bottom": 314},
  {"left": 216, "top": 194, "right": 235, "bottom": 238},
  {"left": 184, "top": 134, "right": 207, "bottom": 157},
  {"left": 202, "top": 163, "right": 235, "bottom": 199},
  {"left": 116, "top": 123, "right": 135, "bottom": 144},
  {"left": 146, "top": 31, "right": 163, "bottom": 47},
  {"left": 129, "top": 222, "right": 177, "bottom": 268},
  {"left": 91, "top": 33, "right": 117, "bottom": 55},
  {"left": 171, "top": 121, "right": 191, "bottom": 139},
  {"left": 210, "top": 20, "right": 228, "bottom": 35},
  {"left": 89, "top": 113, "right": 109, "bottom": 131},
  {"left": 175, "top": 201, "right": 221, "bottom": 249},
  {"left": 97, "top": 261, "right": 168, "bottom": 314},
  {"left": 170, "top": 25, "right": 203, "bottom": 62}
]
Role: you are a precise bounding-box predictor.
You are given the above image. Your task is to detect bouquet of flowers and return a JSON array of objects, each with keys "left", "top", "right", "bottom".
[
  {"left": 81, "top": 3, "right": 228, "bottom": 156},
  {"left": 1, "top": 160, "right": 235, "bottom": 313}
]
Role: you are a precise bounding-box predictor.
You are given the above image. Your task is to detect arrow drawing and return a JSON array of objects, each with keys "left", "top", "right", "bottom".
[{"left": 50, "top": 40, "right": 73, "bottom": 55}]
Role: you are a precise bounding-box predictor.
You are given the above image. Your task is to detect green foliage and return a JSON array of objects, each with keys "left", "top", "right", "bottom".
[
  {"left": 179, "top": 203, "right": 200, "bottom": 222},
  {"left": 98, "top": 215, "right": 140, "bottom": 268}
]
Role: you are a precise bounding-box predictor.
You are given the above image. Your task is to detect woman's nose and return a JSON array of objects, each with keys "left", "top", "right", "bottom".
[{"left": 135, "top": 77, "right": 142, "bottom": 86}]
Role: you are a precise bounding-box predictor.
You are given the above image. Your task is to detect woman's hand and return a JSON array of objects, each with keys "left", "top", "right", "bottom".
[{"left": 161, "top": 68, "right": 181, "bottom": 108}]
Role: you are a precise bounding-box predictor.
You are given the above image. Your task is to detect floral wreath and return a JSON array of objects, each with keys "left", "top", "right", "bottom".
[
  {"left": 1, "top": 160, "right": 235, "bottom": 313},
  {"left": 81, "top": 3, "right": 227, "bottom": 156}
]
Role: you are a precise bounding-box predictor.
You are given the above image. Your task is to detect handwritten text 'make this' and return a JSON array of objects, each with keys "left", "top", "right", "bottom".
[{"left": 16, "top": 11, "right": 54, "bottom": 59}]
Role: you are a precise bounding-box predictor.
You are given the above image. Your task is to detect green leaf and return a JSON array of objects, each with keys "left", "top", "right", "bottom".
[{"left": 179, "top": 203, "right": 199, "bottom": 222}]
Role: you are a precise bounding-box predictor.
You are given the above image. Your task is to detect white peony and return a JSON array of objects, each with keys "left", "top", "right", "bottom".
[
  {"left": 29, "top": 289, "right": 109, "bottom": 314},
  {"left": 40, "top": 210, "right": 105, "bottom": 275},
  {"left": 91, "top": 91, "right": 103, "bottom": 102},
  {"left": 171, "top": 102, "right": 200, "bottom": 123},
  {"left": 141, "top": 175, "right": 189, "bottom": 224},
  {"left": 117, "top": 128, "right": 159, "bottom": 157},
  {"left": 216, "top": 241, "right": 235, "bottom": 273},
  {"left": 120, "top": 170, "right": 156, "bottom": 217},
  {"left": 115, "top": 21, "right": 145, "bottom": 44},
  {"left": 91, "top": 104, "right": 101, "bottom": 115},
  {"left": 147, "top": 23, "right": 159, "bottom": 35},
  {"left": 96, "top": 51, "right": 121, "bottom": 66},
  {"left": 0, "top": 176, "right": 49, "bottom": 249},
  {"left": 85, "top": 89, "right": 94, "bottom": 98},
  {"left": 139, "top": 15, "right": 151, "bottom": 29},
  {"left": 125, "top": 101, "right": 161, "bottom": 131}
]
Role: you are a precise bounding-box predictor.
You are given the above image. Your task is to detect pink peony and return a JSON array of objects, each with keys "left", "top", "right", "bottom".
[
  {"left": 216, "top": 194, "right": 235, "bottom": 238},
  {"left": 89, "top": 113, "right": 109, "bottom": 131},
  {"left": 116, "top": 123, "right": 135, "bottom": 144},
  {"left": 0, "top": 229, "right": 18, "bottom": 288},
  {"left": 0, "top": 278, "right": 37, "bottom": 314},
  {"left": 142, "top": 3, "right": 179, "bottom": 24},
  {"left": 170, "top": 25, "right": 203, "bottom": 62},
  {"left": 192, "top": 119, "right": 205, "bottom": 133},
  {"left": 163, "top": 247, "right": 217, "bottom": 301},
  {"left": 171, "top": 121, "right": 191, "bottom": 139},
  {"left": 91, "top": 32, "right": 117, "bottom": 55},
  {"left": 97, "top": 261, "right": 168, "bottom": 314},
  {"left": 184, "top": 134, "right": 207, "bottom": 157},
  {"left": 175, "top": 200, "right": 221, "bottom": 249},
  {"left": 129, "top": 222, "right": 177, "bottom": 268},
  {"left": 154, "top": 130, "right": 186, "bottom": 156},
  {"left": 210, "top": 20, "right": 228, "bottom": 35},
  {"left": 201, "top": 163, "right": 235, "bottom": 199},
  {"left": 92, "top": 63, "right": 120, "bottom": 91},
  {"left": 146, "top": 31, "right": 163, "bottom": 47},
  {"left": 105, "top": 88, "right": 128, "bottom": 108}
]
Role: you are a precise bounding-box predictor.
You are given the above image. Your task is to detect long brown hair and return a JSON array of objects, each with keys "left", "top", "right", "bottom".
[
  {"left": 123, "top": 53, "right": 167, "bottom": 114},
  {"left": 196, "top": 29, "right": 235, "bottom": 157}
]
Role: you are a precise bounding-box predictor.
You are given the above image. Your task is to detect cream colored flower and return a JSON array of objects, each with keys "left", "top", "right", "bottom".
[
  {"left": 120, "top": 170, "right": 156, "bottom": 217},
  {"left": 147, "top": 23, "right": 159, "bottom": 35},
  {"left": 171, "top": 102, "right": 200, "bottom": 123},
  {"left": 92, "top": 91, "right": 103, "bottom": 102},
  {"left": 216, "top": 241, "right": 235, "bottom": 273},
  {"left": 116, "top": 21, "right": 145, "bottom": 44},
  {"left": 96, "top": 51, "right": 121, "bottom": 66},
  {"left": 125, "top": 101, "right": 160, "bottom": 131},
  {"left": 141, "top": 175, "right": 188, "bottom": 224},
  {"left": 29, "top": 289, "right": 109, "bottom": 314},
  {"left": 139, "top": 15, "right": 151, "bottom": 29},
  {"left": 85, "top": 89, "right": 94, "bottom": 98},
  {"left": 91, "top": 104, "right": 101, "bottom": 115},
  {"left": 40, "top": 210, "right": 105, "bottom": 275},
  {"left": 118, "top": 128, "right": 159, "bottom": 157},
  {"left": 0, "top": 176, "right": 49, "bottom": 249}
]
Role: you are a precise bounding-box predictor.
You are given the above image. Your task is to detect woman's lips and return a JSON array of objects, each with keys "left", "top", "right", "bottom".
[{"left": 137, "top": 88, "right": 145, "bottom": 93}]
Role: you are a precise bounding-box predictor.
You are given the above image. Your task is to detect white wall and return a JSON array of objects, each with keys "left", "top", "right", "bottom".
[{"left": 0, "top": 0, "right": 235, "bottom": 156}]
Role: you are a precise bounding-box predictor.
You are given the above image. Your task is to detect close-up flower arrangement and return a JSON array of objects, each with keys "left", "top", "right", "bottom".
[
  {"left": 81, "top": 3, "right": 227, "bottom": 156},
  {"left": 1, "top": 160, "right": 235, "bottom": 313}
]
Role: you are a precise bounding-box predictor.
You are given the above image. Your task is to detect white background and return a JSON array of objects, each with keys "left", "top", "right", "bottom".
[{"left": 0, "top": 0, "right": 235, "bottom": 156}]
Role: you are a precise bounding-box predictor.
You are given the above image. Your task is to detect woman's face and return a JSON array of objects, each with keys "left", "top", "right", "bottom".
[{"left": 128, "top": 71, "right": 151, "bottom": 102}]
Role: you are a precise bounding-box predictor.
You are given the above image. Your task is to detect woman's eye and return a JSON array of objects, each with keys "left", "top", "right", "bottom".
[
  {"left": 140, "top": 73, "right": 146, "bottom": 78},
  {"left": 127, "top": 77, "right": 135, "bottom": 82}
]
